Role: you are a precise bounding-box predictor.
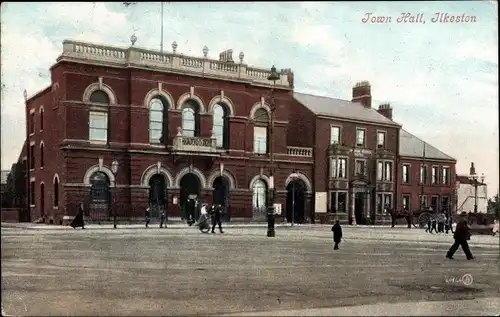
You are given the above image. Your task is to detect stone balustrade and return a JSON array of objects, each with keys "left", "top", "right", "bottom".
[
  {"left": 287, "top": 146, "right": 313, "bottom": 157},
  {"left": 58, "top": 40, "right": 292, "bottom": 89}
]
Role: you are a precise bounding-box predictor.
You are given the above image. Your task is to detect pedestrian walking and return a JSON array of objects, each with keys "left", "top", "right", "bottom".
[
  {"left": 331, "top": 220, "right": 343, "bottom": 250},
  {"left": 437, "top": 212, "right": 446, "bottom": 233},
  {"left": 446, "top": 212, "right": 474, "bottom": 260},
  {"left": 145, "top": 207, "right": 151, "bottom": 228},
  {"left": 430, "top": 215, "right": 438, "bottom": 233},
  {"left": 70, "top": 202, "right": 85, "bottom": 229},
  {"left": 425, "top": 219, "right": 432, "bottom": 233},
  {"left": 211, "top": 204, "right": 224, "bottom": 234},
  {"left": 159, "top": 208, "right": 167, "bottom": 228}
]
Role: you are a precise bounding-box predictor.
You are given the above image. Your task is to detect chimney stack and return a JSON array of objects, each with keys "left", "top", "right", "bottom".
[
  {"left": 352, "top": 81, "right": 372, "bottom": 108},
  {"left": 377, "top": 103, "right": 393, "bottom": 120}
]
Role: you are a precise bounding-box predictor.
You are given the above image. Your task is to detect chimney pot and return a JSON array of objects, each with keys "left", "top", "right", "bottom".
[{"left": 352, "top": 80, "right": 372, "bottom": 108}]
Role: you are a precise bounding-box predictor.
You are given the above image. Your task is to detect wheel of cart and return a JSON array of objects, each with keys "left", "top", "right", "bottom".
[
  {"left": 411, "top": 214, "right": 419, "bottom": 228},
  {"left": 418, "top": 212, "right": 430, "bottom": 228}
]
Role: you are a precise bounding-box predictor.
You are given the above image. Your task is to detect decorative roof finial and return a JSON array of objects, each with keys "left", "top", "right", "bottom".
[
  {"left": 130, "top": 34, "right": 137, "bottom": 46},
  {"left": 202, "top": 45, "right": 209, "bottom": 58},
  {"left": 239, "top": 51, "right": 245, "bottom": 63},
  {"left": 172, "top": 41, "right": 178, "bottom": 53}
]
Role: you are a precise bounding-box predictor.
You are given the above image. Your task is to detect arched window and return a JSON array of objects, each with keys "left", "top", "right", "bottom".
[
  {"left": 253, "top": 108, "right": 269, "bottom": 154},
  {"left": 90, "top": 171, "right": 110, "bottom": 209},
  {"left": 88, "top": 90, "right": 110, "bottom": 143},
  {"left": 40, "top": 143, "right": 44, "bottom": 168},
  {"left": 53, "top": 176, "right": 59, "bottom": 207},
  {"left": 40, "top": 108, "right": 44, "bottom": 131},
  {"left": 149, "top": 97, "right": 167, "bottom": 144},
  {"left": 252, "top": 179, "right": 268, "bottom": 214},
  {"left": 213, "top": 103, "right": 229, "bottom": 148},
  {"left": 182, "top": 100, "right": 200, "bottom": 137}
]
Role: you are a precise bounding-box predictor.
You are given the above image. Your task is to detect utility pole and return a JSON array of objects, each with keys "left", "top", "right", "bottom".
[
  {"left": 23, "top": 89, "right": 30, "bottom": 222},
  {"left": 160, "top": 2, "right": 164, "bottom": 53},
  {"left": 420, "top": 143, "right": 426, "bottom": 209}
]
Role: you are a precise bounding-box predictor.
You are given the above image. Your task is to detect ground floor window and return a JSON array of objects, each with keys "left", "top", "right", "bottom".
[
  {"left": 419, "top": 195, "right": 427, "bottom": 209},
  {"left": 90, "top": 171, "right": 110, "bottom": 209},
  {"left": 402, "top": 195, "right": 411, "bottom": 211},
  {"left": 252, "top": 179, "right": 267, "bottom": 214},
  {"left": 329, "top": 191, "right": 347, "bottom": 213},
  {"left": 431, "top": 196, "right": 439, "bottom": 212}
]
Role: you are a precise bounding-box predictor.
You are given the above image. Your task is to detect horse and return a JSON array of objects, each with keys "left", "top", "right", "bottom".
[{"left": 386, "top": 208, "right": 413, "bottom": 228}]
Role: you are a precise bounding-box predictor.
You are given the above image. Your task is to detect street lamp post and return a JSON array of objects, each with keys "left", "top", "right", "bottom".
[
  {"left": 111, "top": 160, "right": 119, "bottom": 228},
  {"left": 266, "top": 66, "right": 280, "bottom": 238},
  {"left": 468, "top": 162, "right": 485, "bottom": 213}
]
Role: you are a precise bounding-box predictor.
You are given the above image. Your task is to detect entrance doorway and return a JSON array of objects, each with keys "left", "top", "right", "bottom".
[
  {"left": 180, "top": 173, "right": 201, "bottom": 220},
  {"left": 354, "top": 192, "right": 365, "bottom": 225},
  {"left": 212, "top": 176, "right": 230, "bottom": 222},
  {"left": 286, "top": 179, "right": 306, "bottom": 224},
  {"left": 149, "top": 174, "right": 167, "bottom": 218}
]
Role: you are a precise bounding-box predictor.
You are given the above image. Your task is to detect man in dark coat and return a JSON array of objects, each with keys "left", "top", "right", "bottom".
[
  {"left": 211, "top": 204, "right": 224, "bottom": 234},
  {"left": 331, "top": 220, "right": 342, "bottom": 250},
  {"left": 71, "top": 202, "right": 85, "bottom": 229},
  {"left": 446, "top": 212, "right": 474, "bottom": 260}
]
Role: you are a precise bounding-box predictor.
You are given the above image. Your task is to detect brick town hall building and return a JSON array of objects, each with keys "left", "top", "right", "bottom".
[{"left": 12, "top": 39, "right": 457, "bottom": 225}]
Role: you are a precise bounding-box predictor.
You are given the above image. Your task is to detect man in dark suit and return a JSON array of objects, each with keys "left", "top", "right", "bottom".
[
  {"left": 331, "top": 220, "right": 343, "bottom": 250},
  {"left": 446, "top": 212, "right": 474, "bottom": 260},
  {"left": 211, "top": 204, "right": 224, "bottom": 234}
]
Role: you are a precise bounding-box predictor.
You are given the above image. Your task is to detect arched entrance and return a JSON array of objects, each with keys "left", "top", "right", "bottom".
[
  {"left": 286, "top": 179, "right": 306, "bottom": 224},
  {"left": 40, "top": 183, "right": 45, "bottom": 222},
  {"left": 212, "top": 176, "right": 230, "bottom": 222},
  {"left": 89, "top": 171, "right": 111, "bottom": 220},
  {"left": 149, "top": 174, "right": 167, "bottom": 218},
  {"left": 180, "top": 173, "right": 201, "bottom": 222}
]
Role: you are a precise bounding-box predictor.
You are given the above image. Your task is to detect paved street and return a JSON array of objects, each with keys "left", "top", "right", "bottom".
[{"left": 1, "top": 224, "right": 499, "bottom": 316}]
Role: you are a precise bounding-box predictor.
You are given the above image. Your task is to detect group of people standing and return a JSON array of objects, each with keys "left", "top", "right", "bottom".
[{"left": 425, "top": 212, "right": 453, "bottom": 234}]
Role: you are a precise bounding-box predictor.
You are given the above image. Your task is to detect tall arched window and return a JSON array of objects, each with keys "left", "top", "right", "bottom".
[
  {"left": 213, "top": 103, "right": 229, "bottom": 148},
  {"left": 182, "top": 100, "right": 200, "bottom": 137},
  {"left": 149, "top": 97, "right": 167, "bottom": 144},
  {"left": 252, "top": 179, "right": 268, "bottom": 215},
  {"left": 90, "top": 171, "right": 110, "bottom": 209},
  {"left": 88, "top": 90, "right": 110, "bottom": 143},
  {"left": 40, "top": 142, "right": 44, "bottom": 168},
  {"left": 253, "top": 108, "right": 269, "bottom": 154},
  {"left": 40, "top": 107, "right": 44, "bottom": 131},
  {"left": 53, "top": 176, "right": 59, "bottom": 207}
]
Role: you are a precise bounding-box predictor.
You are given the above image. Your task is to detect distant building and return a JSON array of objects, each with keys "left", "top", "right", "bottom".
[
  {"left": 456, "top": 174, "right": 487, "bottom": 214},
  {"left": 1, "top": 170, "right": 10, "bottom": 207}
]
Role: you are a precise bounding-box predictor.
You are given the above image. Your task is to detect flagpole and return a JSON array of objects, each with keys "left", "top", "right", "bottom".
[{"left": 160, "top": 1, "right": 164, "bottom": 53}]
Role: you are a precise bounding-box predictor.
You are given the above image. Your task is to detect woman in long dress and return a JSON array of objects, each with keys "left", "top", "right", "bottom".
[{"left": 71, "top": 203, "right": 85, "bottom": 229}]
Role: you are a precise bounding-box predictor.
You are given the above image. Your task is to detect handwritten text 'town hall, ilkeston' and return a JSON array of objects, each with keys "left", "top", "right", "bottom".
[{"left": 361, "top": 12, "right": 477, "bottom": 24}]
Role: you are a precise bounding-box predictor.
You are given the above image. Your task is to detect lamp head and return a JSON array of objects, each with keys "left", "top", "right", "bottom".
[{"left": 267, "top": 65, "right": 280, "bottom": 81}]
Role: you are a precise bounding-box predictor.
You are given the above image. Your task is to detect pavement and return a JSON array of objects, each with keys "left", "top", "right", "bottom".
[{"left": 1, "top": 224, "right": 499, "bottom": 316}]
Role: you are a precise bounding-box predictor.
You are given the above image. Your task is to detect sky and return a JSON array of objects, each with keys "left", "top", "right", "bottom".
[{"left": 1, "top": 1, "right": 498, "bottom": 196}]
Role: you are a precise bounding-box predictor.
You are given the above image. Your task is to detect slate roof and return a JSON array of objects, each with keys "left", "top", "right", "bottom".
[
  {"left": 399, "top": 129, "right": 455, "bottom": 161},
  {"left": 293, "top": 92, "right": 401, "bottom": 127}
]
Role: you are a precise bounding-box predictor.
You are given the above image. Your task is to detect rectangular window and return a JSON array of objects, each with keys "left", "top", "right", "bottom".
[
  {"left": 330, "top": 126, "right": 340, "bottom": 144},
  {"left": 442, "top": 167, "right": 449, "bottom": 185},
  {"left": 30, "top": 180, "right": 35, "bottom": 206},
  {"left": 441, "top": 196, "right": 450, "bottom": 213},
  {"left": 29, "top": 145, "right": 35, "bottom": 170},
  {"left": 89, "top": 111, "right": 108, "bottom": 143},
  {"left": 402, "top": 195, "right": 411, "bottom": 211},
  {"left": 431, "top": 166, "right": 438, "bottom": 184},
  {"left": 402, "top": 164, "right": 410, "bottom": 184},
  {"left": 383, "top": 194, "right": 392, "bottom": 212},
  {"left": 376, "top": 193, "right": 383, "bottom": 213},
  {"left": 431, "top": 196, "right": 439, "bottom": 212},
  {"left": 419, "top": 195, "right": 427, "bottom": 208},
  {"left": 356, "top": 129, "right": 365, "bottom": 147},
  {"left": 377, "top": 131, "right": 385, "bottom": 149},
  {"left": 377, "top": 161, "right": 383, "bottom": 180},
  {"left": 29, "top": 112, "right": 35, "bottom": 135},
  {"left": 384, "top": 162, "right": 393, "bottom": 181},
  {"left": 355, "top": 160, "right": 366, "bottom": 176},
  {"left": 253, "top": 126, "right": 267, "bottom": 154},
  {"left": 420, "top": 165, "right": 427, "bottom": 184},
  {"left": 337, "top": 192, "right": 347, "bottom": 213},
  {"left": 329, "top": 192, "right": 337, "bottom": 213},
  {"left": 337, "top": 158, "right": 347, "bottom": 179}
]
